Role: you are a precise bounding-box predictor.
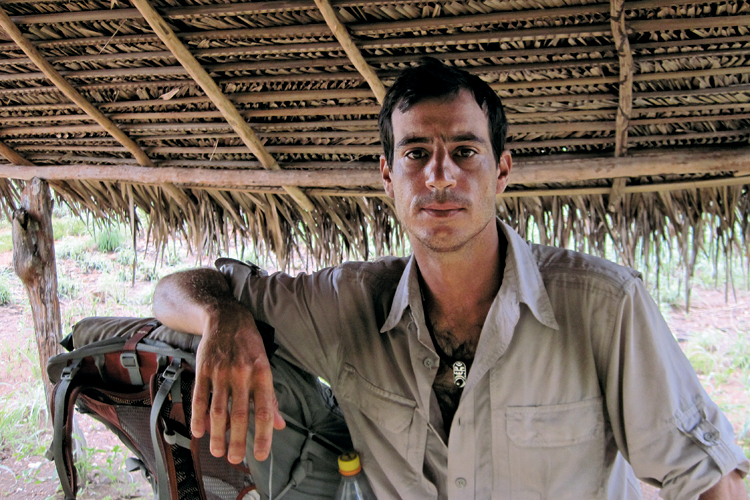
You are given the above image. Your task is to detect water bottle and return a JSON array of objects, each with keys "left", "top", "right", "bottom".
[{"left": 334, "top": 451, "right": 377, "bottom": 500}]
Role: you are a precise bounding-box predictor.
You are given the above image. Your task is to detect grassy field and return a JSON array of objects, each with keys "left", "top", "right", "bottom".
[{"left": 0, "top": 207, "right": 747, "bottom": 498}]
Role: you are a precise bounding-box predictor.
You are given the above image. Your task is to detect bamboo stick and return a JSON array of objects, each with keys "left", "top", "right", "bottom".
[
  {"left": 0, "top": 7, "right": 154, "bottom": 168},
  {"left": 314, "top": 0, "right": 386, "bottom": 103},
  {"left": 130, "top": 0, "right": 313, "bottom": 212}
]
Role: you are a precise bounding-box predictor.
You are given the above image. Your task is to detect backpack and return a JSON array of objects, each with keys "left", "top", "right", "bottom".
[{"left": 47, "top": 316, "right": 352, "bottom": 500}]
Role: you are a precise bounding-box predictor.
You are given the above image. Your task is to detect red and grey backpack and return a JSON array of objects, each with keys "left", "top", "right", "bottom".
[{"left": 47, "top": 316, "right": 351, "bottom": 500}]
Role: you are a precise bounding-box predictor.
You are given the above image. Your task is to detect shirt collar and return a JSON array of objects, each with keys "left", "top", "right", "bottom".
[{"left": 380, "top": 219, "right": 559, "bottom": 333}]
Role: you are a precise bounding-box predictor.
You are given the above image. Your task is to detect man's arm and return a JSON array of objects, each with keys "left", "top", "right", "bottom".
[
  {"left": 153, "top": 268, "right": 285, "bottom": 464},
  {"left": 698, "top": 469, "right": 747, "bottom": 500}
]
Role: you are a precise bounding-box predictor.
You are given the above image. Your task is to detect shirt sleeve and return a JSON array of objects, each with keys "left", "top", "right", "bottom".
[
  {"left": 601, "top": 277, "right": 749, "bottom": 500},
  {"left": 215, "top": 258, "right": 343, "bottom": 383}
]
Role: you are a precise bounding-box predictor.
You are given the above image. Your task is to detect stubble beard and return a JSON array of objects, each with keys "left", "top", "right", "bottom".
[{"left": 405, "top": 191, "right": 497, "bottom": 254}]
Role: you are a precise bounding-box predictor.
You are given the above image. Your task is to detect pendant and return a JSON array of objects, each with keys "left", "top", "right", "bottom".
[{"left": 452, "top": 361, "right": 467, "bottom": 388}]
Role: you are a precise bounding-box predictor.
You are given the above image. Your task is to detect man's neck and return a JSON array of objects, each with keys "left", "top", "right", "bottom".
[{"left": 414, "top": 222, "right": 506, "bottom": 344}]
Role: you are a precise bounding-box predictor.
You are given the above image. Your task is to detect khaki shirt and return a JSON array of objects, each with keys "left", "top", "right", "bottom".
[{"left": 218, "top": 221, "right": 748, "bottom": 500}]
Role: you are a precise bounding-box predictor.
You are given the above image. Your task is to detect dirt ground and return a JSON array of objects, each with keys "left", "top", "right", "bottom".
[{"left": 0, "top": 243, "right": 748, "bottom": 499}]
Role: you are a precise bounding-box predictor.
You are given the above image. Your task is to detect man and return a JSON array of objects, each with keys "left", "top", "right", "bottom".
[{"left": 153, "top": 58, "right": 748, "bottom": 499}]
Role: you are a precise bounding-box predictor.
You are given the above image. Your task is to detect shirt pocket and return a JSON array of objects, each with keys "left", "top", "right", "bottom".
[
  {"left": 506, "top": 397, "right": 606, "bottom": 500},
  {"left": 336, "top": 364, "right": 418, "bottom": 455}
]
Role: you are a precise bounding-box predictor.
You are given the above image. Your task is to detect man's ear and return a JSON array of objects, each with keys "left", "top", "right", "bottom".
[
  {"left": 496, "top": 150, "right": 512, "bottom": 195},
  {"left": 380, "top": 155, "right": 395, "bottom": 198}
]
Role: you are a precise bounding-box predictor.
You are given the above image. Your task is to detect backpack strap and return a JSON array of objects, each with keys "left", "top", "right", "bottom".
[
  {"left": 120, "top": 321, "right": 159, "bottom": 386},
  {"left": 52, "top": 358, "right": 83, "bottom": 500},
  {"left": 151, "top": 357, "right": 184, "bottom": 500}
]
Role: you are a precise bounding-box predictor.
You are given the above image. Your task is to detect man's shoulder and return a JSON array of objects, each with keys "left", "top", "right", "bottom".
[
  {"left": 529, "top": 243, "right": 641, "bottom": 294},
  {"left": 336, "top": 256, "right": 409, "bottom": 285}
]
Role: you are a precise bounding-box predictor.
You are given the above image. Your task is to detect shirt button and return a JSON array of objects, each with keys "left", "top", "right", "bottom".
[
  {"left": 455, "top": 478, "right": 467, "bottom": 489},
  {"left": 423, "top": 358, "right": 434, "bottom": 368}
]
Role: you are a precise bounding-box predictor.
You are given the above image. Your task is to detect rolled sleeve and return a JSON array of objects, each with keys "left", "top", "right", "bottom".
[
  {"left": 603, "top": 277, "right": 749, "bottom": 500},
  {"left": 216, "top": 258, "right": 343, "bottom": 382}
]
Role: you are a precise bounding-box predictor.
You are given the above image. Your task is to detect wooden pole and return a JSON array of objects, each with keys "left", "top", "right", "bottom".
[
  {"left": 610, "top": 0, "right": 633, "bottom": 159},
  {"left": 0, "top": 7, "right": 154, "bottom": 168},
  {"left": 0, "top": 140, "right": 34, "bottom": 166},
  {"left": 12, "top": 178, "right": 63, "bottom": 407},
  {"left": 130, "top": 0, "right": 314, "bottom": 212},
  {"left": 314, "top": 0, "right": 387, "bottom": 104},
  {"left": 608, "top": 0, "right": 633, "bottom": 211},
  {"left": 2, "top": 147, "right": 750, "bottom": 187}
]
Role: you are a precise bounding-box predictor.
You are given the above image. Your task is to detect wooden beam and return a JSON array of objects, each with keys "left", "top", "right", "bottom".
[
  {"left": 12, "top": 177, "right": 63, "bottom": 406},
  {"left": 0, "top": 163, "right": 383, "bottom": 188},
  {"left": 314, "top": 0, "right": 385, "bottom": 104},
  {"left": 0, "top": 7, "right": 154, "bottom": 168},
  {"left": 511, "top": 148, "right": 750, "bottom": 185},
  {"left": 3, "top": 148, "right": 750, "bottom": 187},
  {"left": 0, "top": 140, "right": 34, "bottom": 166},
  {"left": 610, "top": 0, "right": 633, "bottom": 158},
  {"left": 130, "top": 0, "right": 313, "bottom": 212}
]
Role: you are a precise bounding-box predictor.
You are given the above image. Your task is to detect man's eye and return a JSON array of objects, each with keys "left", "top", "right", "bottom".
[
  {"left": 455, "top": 148, "right": 477, "bottom": 158},
  {"left": 405, "top": 149, "right": 427, "bottom": 160}
]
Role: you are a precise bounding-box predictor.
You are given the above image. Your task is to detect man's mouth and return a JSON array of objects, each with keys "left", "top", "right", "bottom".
[{"left": 421, "top": 205, "right": 463, "bottom": 217}]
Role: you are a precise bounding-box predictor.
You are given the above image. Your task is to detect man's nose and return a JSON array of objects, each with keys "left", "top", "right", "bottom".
[{"left": 425, "top": 148, "right": 457, "bottom": 190}]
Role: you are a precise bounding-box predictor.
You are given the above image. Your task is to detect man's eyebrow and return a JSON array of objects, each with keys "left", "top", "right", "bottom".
[
  {"left": 396, "top": 133, "right": 488, "bottom": 149},
  {"left": 396, "top": 135, "right": 430, "bottom": 148},
  {"left": 452, "top": 132, "right": 487, "bottom": 144}
]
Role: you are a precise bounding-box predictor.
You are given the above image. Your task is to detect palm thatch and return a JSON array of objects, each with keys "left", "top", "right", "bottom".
[{"left": 0, "top": 0, "right": 748, "bottom": 277}]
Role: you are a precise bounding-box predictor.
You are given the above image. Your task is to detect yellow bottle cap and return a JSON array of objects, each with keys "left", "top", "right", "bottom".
[{"left": 338, "top": 452, "right": 362, "bottom": 476}]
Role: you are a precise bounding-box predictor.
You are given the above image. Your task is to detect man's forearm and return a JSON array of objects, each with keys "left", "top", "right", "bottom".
[
  {"left": 698, "top": 470, "right": 747, "bottom": 500},
  {"left": 153, "top": 268, "right": 236, "bottom": 335}
]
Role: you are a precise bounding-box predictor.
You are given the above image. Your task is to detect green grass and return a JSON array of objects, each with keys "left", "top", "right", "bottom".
[
  {"left": 0, "top": 273, "right": 12, "bottom": 306},
  {"left": 93, "top": 226, "right": 125, "bottom": 253},
  {"left": 0, "top": 231, "right": 11, "bottom": 254},
  {"left": 52, "top": 216, "right": 88, "bottom": 239},
  {"left": 0, "top": 382, "right": 49, "bottom": 459}
]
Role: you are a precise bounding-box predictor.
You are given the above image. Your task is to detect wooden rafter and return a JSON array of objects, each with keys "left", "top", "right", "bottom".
[
  {"left": 611, "top": 0, "right": 634, "bottom": 158},
  {"left": 0, "top": 140, "right": 34, "bottom": 166},
  {"left": 313, "top": 0, "right": 386, "bottom": 104},
  {"left": 0, "top": 8, "right": 154, "bottom": 169},
  {"left": 130, "top": 0, "right": 314, "bottom": 212},
  {"left": 608, "top": 0, "right": 634, "bottom": 210}
]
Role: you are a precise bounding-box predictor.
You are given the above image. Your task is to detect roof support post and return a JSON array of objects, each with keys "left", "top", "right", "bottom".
[
  {"left": 609, "top": 0, "right": 634, "bottom": 211},
  {"left": 130, "top": 0, "right": 314, "bottom": 212},
  {"left": 0, "top": 7, "right": 154, "bottom": 168},
  {"left": 12, "top": 177, "right": 63, "bottom": 409},
  {"left": 313, "top": 0, "right": 387, "bottom": 104}
]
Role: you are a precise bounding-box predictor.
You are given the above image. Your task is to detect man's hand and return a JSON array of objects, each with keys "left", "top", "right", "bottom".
[
  {"left": 153, "top": 269, "right": 285, "bottom": 464},
  {"left": 191, "top": 301, "right": 286, "bottom": 463}
]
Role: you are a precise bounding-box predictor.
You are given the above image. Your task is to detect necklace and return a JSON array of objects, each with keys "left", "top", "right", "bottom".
[
  {"left": 418, "top": 274, "right": 470, "bottom": 388},
  {"left": 430, "top": 337, "right": 469, "bottom": 387}
]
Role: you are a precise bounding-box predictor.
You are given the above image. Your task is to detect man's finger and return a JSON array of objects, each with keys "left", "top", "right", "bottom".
[
  {"left": 251, "top": 359, "right": 281, "bottom": 461},
  {"left": 226, "top": 376, "right": 251, "bottom": 465},
  {"left": 209, "top": 381, "right": 229, "bottom": 457},
  {"left": 191, "top": 373, "right": 211, "bottom": 438}
]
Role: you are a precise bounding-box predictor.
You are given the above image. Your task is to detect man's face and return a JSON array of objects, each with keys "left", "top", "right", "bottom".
[{"left": 380, "top": 89, "right": 512, "bottom": 254}]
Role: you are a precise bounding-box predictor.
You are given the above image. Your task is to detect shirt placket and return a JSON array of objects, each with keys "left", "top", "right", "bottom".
[{"left": 447, "top": 391, "right": 476, "bottom": 498}]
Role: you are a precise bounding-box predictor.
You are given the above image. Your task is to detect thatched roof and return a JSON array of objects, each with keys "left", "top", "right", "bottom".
[{"left": 0, "top": 0, "right": 748, "bottom": 269}]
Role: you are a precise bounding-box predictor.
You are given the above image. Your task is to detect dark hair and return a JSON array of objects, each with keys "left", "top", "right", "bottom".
[{"left": 378, "top": 57, "right": 508, "bottom": 167}]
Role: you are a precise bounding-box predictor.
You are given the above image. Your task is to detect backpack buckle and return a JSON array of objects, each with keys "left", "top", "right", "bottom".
[
  {"left": 120, "top": 352, "right": 138, "bottom": 368},
  {"left": 61, "top": 365, "right": 76, "bottom": 381},
  {"left": 162, "top": 362, "right": 180, "bottom": 381}
]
